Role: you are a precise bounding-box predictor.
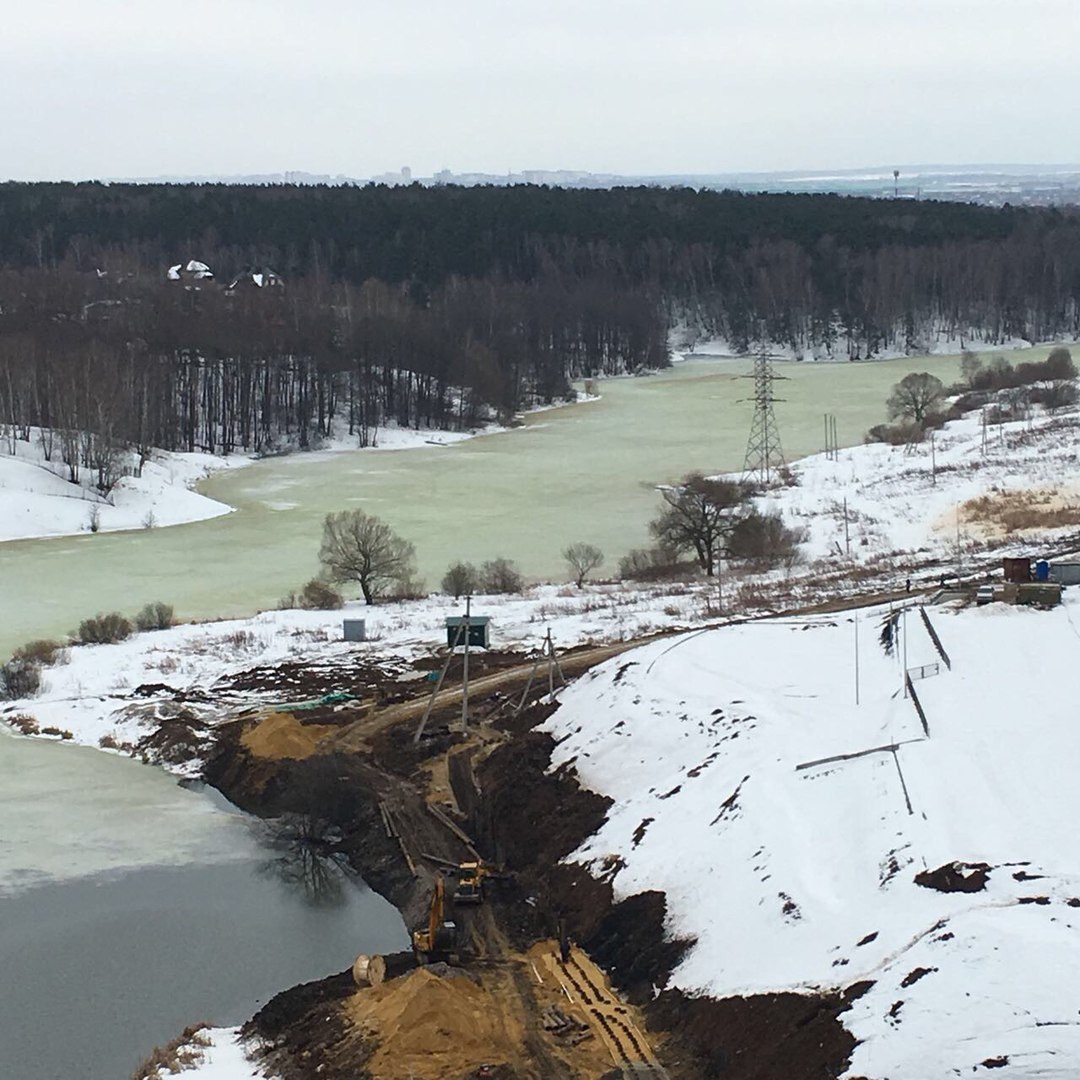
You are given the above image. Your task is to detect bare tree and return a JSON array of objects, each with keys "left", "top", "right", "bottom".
[
  {"left": 441, "top": 561, "right": 478, "bottom": 599},
  {"left": 887, "top": 372, "right": 945, "bottom": 427},
  {"left": 479, "top": 557, "right": 524, "bottom": 594},
  {"left": 563, "top": 542, "right": 604, "bottom": 587},
  {"left": 650, "top": 474, "right": 750, "bottom": 576},
  {"left": 318, "top": 509, "right": 416, "bottom": 605}
]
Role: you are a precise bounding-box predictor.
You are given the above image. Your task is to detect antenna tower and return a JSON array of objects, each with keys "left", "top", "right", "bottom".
[{"left": 742, "top": 353, "right": 787, "bottom": 484}]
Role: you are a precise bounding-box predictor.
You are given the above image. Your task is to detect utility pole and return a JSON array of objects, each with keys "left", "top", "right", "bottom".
[
  {"left": 843, "top": 496, "right": 851, "bottom": 556},
  {"left": 902, "top": 607, "right": 908, "bottom": 697},
  {"left": 930, "top": 430, "right": 936, "bottom": 485},
  {"left": 460, "top": 594, "right": 471, "bottom": 730},
  {"left": 854, "top": 609, "right": 860, "bottom": 706},
  {"left": 823, "top": 413, "right": 839, "bottom": 461}
]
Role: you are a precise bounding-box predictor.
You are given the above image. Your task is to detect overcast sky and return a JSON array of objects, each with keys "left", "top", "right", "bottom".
[{"left": 4, "top": 0, "right": 1077, "bottom": 181}]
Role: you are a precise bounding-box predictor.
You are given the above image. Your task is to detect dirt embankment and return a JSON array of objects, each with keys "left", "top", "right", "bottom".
[
  {"left": 468, "top": 714, "right": 871, "bottom": 1080},
  {"left": 205, "top": 673, "right": 869, "bottom": 1079}
]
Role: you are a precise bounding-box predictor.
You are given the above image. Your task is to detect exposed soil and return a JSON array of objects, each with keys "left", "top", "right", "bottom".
[
  {"left": 240, "top": 711, "right": 340, "bottom": 761},
  {"left": 914, "top": 861, "right": 991, "bottom": 893},
  {"left": 203, "top": 646, "right": 873, "bottom": 1080}
]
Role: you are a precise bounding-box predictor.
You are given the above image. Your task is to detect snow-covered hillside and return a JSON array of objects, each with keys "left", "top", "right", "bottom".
[
  {"left": 0, "top": 441, "right": 242, "bottom": 542},
  {"left": 544, "top": 596, "right": 1080, "bottom": 1078},
  {"left": 749, "top": 398, "right": 1080, "bottom": 567}
]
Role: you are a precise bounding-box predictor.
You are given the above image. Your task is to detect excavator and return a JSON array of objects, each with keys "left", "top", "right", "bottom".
[
  {"left": 412, "top": 875, "right": 458, "bottom": 963},
  {"left": 420, "top": 852, "right": 508, "bottom": 905},
  {"left": 452, "top": 860, "right": 495, "bottom": 905}
]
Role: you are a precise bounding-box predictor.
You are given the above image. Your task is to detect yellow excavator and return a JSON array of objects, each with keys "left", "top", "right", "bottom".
[
  {"left": 420, "top": 852, "right": 508, "bottom": 905},
  {"left": 412, "top": 876, "right": 458, "bottom": 963}
]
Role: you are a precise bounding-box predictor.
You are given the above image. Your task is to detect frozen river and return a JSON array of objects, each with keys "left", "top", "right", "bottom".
[{"left": 0, "top": 354, "right": 968, "bottom": 659}]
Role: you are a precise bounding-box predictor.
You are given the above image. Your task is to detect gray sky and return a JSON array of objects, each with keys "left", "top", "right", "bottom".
[{"left": 4, "top": 0, "right": 1077, "bottom": 180}]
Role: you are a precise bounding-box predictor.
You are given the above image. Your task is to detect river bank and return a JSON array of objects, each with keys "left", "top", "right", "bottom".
[{"left": 194, "top": 643, "right": 869, "bottom": 1080}]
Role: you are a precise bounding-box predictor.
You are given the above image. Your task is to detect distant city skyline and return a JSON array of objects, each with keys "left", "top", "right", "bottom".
[{"left": 3, "top": 0, "right": 1077, "bottom": 182}]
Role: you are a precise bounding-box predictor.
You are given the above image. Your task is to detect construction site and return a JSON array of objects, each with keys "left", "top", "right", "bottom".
[
  {"left": 186, "top": 595, "right": 880, "bottom": 1080},
  {"left": 202, "top": 623, "right": 684, "bottom": 1080}
]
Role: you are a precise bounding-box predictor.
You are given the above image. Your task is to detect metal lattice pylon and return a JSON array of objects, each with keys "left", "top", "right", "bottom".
[{"left": 741, "top": 353, "right": 787, "bottom": 484}]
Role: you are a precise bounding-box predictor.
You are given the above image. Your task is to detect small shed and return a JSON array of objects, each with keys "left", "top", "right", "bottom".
[
  {"left": 1050, "top": 561, "right": 1080, "bottom": 586},
  {"left": 1002, "top": 557, "right": 1032, "bottom": 584},
  {"left": 446, "top": 616, "right": 490, "bottom": 649},
  {"left": 343, "top": 619, "right": 367, "bottom": 642}
]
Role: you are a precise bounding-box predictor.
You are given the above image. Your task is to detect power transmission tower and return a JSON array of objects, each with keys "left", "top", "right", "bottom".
[{"left": 742, "top": 353, "right": 787, "bottom": 485}]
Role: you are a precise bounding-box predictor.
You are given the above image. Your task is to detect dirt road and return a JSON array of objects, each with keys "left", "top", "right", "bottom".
[{"left": 328, "top": 639, "right": 641, "bottom": 752}]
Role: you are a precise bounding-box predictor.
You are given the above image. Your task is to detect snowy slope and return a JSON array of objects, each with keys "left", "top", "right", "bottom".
[
  {"left": 749, "top": 400, "right": 1080, "bottom": 566},
  {"left": 543, "top": 597, "right": 1080, "bottom": 1078},
  {"left": 0, "top": 440, "right": 243, "bottom": 542}
]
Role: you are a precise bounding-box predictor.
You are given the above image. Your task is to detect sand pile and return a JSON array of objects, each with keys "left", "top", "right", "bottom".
[
  {"left": 347, "top": 967, "right": 523, "bottom": 1078},
  {"left": 240, "top": 711, "right": 336, "bottom": 760}
]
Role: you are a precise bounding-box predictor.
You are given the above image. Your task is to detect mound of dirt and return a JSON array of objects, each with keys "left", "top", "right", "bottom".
[
  {"left": 346, "top": 967, "right": 523, "bottom": 1079},
  {"left": 240, "top": 711, "right": 337, "bottom": 760}
]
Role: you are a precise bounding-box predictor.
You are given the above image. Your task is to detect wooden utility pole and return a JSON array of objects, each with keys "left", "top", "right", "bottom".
[
  {"left": 843, "top": 497, "right": 851, "bottom": 556},
  {"left": 414, "top": 620, "right": 466, "bottom": 745},
  {"left": 854, "top": 609, "right": 860, "bottom": 706},
  {"left": 460, "top": 594, "right": 471, "bottom": 730},
  {"left": 516, "top": 629, "right": 567, "bottom": 712}
]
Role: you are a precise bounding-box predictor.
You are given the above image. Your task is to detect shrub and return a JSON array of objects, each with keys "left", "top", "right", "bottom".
[
  {"left": 479, "top": 557, "right": 524, "bottom": 594},
  {"left": 6, "top": 713, "right": 39, "bottom": 734},
  {"left": 1029, "top": 381, "right": 1079, "bottom": 413},
  {"left": 135, "top": 601, "right": 175, "bottom": 632},
  {"left": 866, "top": 420, "right": 926, "bottom": 446},
  {"left": 0, "top": 659, "right": 42, "bottom": 700},
  {"left": 41, "top": 726, "right": 73, "bottom": 740},
  {"left": 441, "top": 561, "right": 478, "bottom": 599},
  {"left": 618, "top": 546, "right": 696, "bottom": 582},
  {"left": 13, "top": 639, "right": 68, "bottom": 666},
  {"left": 78, "top": 612, "right": 133, "bottom": 645},
  {"left": 299, "top": 579, "right": 343, "bottom": 610},
  {"left": 728, "top": 510, "right": 806, "bottom": 567}
]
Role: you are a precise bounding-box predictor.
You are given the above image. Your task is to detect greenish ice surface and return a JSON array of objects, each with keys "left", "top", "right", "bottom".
[{"left": 10, "top": 345, "right": 1050, "bottom": 659}]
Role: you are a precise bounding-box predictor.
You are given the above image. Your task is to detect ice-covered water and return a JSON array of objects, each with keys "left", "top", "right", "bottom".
[{"left": 0, "top": 354, "right": 965, "bottom": 658}]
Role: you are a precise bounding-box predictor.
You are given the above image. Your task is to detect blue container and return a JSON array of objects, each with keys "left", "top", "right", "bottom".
[{"left": 1035, "top": 560, "right": 1050, "bottom": 581}]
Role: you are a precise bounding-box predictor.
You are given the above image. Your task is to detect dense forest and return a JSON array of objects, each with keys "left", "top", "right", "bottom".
[{"left": 2, "top": 182, "right": 1080, "bottom": 487}]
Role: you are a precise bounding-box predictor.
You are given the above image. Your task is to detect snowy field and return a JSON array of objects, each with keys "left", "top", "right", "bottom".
[
  {"left": 0, "top": 582, "right": 705, "bottom": 774},
  {"left": 544, "top": 595, "right": 1080, "bottom": 1078},
  {"left": 747, "top": 395, "right": 1080, "bottom": 569}
]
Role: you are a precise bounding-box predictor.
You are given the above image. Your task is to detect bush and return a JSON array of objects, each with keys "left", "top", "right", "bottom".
[
  {"left": 1029, "top": 381, "right": 1079, "bottom": 413},
  {"left": 135, "top": 601, "right": 175, "bottom": 632},
  {"left": 866, "top": 421, "right": 926, "bottom": 446},
  {"left": 479, "top": 557, "right": 524, "bottom": 594},
  {"left": 441, "top": 561, "right": 478, "bottom": 599},
  {"left": 0, "top": 659, "right": 42, "bottom": 700},
  {"left": 299, "top": 579, "right": 343, "bottom": 610},
  {"left": 13, "top": 639, "right": 68, "bottom": 666},
  {"left": 728, "top": 510, "right": 806, "bottom": 567},
  {"left": 78, "top": 612, "right": 133, "bottom": 645},
  {"left": 618, "top": 546, "right": 696, "bottom": 582}
]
